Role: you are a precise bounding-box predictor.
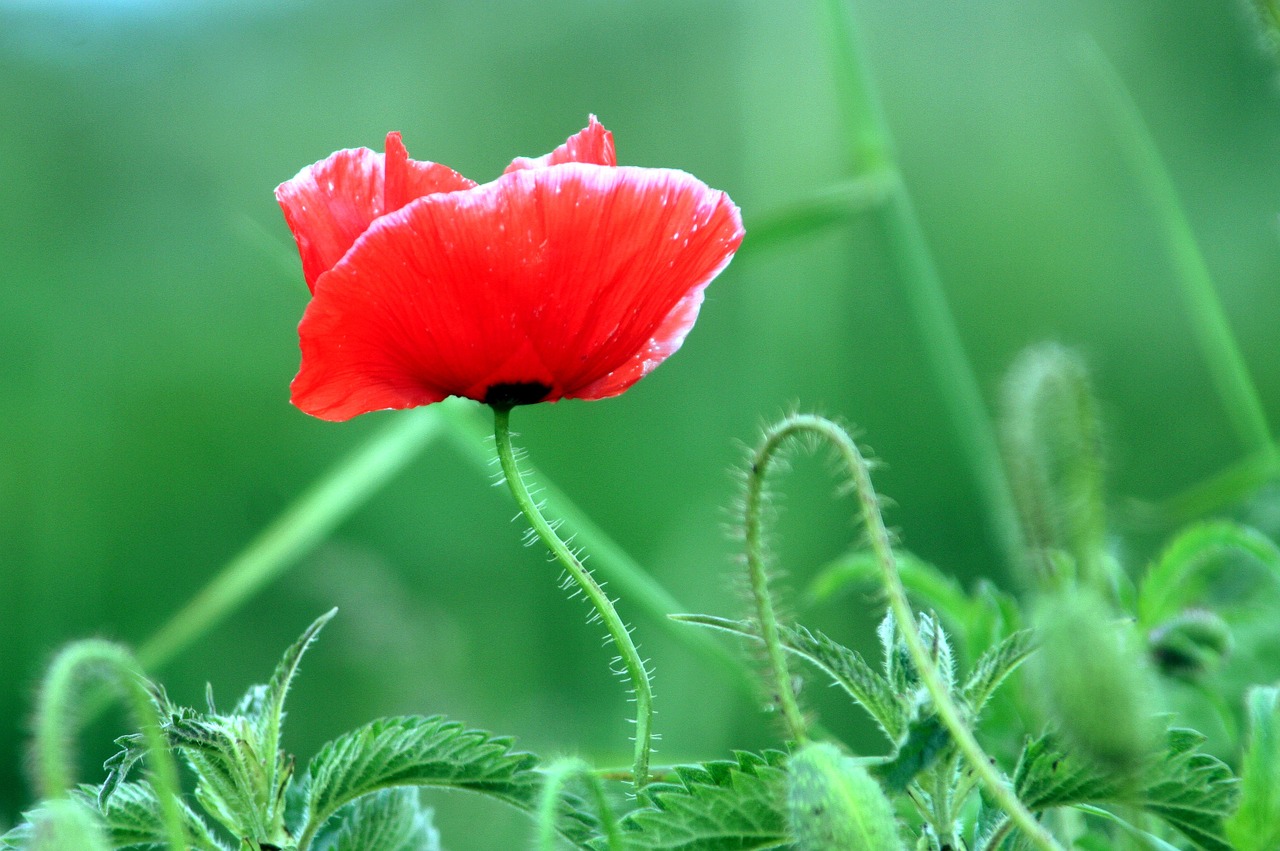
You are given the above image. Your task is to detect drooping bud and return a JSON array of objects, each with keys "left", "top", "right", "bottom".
[
  {"left": 787, "top": 741, "right": 904, "bottom": 851},
  {"left": 1000, "top": 344, "right": 1110, "bottom": 595},
  {"left": 1148, "top": 608, "right": 1233, "bottom": 681},
  {"left": 1032, "top": 588, "right": 1160, "bottom": 774}
]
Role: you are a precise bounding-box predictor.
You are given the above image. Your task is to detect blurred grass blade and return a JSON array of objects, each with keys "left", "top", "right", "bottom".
[
  {"left": 816, "top": 0, "right": 1022, "bottom": 571},
  {"left": 437, "top": 403, "right": 754, "bottom": 693},
  {"left": 138, "top": 407, "right": 446, "bottom": 670},
  {"left": 1150, "top": 447, "right": 1280, "bottom": 527},
  {"left": 739, "top": 175, "right": 892, "bottom": 259},
  {"left": 1077, "top": 36, "right": 1275, "bottom": 460}
]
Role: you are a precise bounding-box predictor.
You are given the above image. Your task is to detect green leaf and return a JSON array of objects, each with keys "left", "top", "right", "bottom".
[
  {"left": 961, "top": 629, "right": 1035, "bottom": 716},
  {"left": 73, "top": 782, "right": 228, "bottom": 851},
  {"left": 613, "top": 752, "right": 791, "bottom": 850},
  {"left": 1138, "top": 521, "right": 1280, "bottom": 627},
  {"left": 314, "top": 788, "right": 440, "bottom": 851},
  {"left": 257, "top": 609, "right": 336, "bottom": 764},
  {"left": 0, "top": 800, "right": 108, "bottom": 851},
  {"left": 1226, "top": 685, "right": 1280, "bottom": 851},
  {"left": 300, "top": 716, "right": 547, "bottom": 849},
  {"left": 1013, "top": 727, "right": 1237, "bottom": 851},
  {"left": 672, "top": 614, "right": 904, "bottom": 743}
]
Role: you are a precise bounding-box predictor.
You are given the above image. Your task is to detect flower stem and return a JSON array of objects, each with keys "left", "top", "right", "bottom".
[
  {"left": 743, "top": 434, "right": 810, "bottom": 744},
  {"left": 34, "top": 640, "right": 187, "bottom": 851},
  {"left": 491, "top": 406, "right": 653, "bottom": 789},
  {"left": 763, "top": 413, "right": 1063, "bottom": 851}
]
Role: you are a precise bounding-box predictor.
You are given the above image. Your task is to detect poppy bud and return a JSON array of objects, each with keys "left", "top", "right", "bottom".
[
  {"left": 28, "top": 800, "right": 109, "bottom": 851},
  {"left": 787, "top": 742, "right": 904, "bottom": 851},
  {"left": 1032, "top": 588, "right": 1160, "bottom": 774},
  {"left": 1148, "top": 608, "right": 1233, "bottom": 681}
]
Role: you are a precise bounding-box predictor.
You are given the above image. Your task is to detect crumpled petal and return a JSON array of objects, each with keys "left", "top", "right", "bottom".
[
  {"left": 504, "top": 114, "right": 616, "bottom": 173},
  {"left": 275, "top": 134, "right": 476, "bottom": 291},
  {"left": 291, "top": 162, "right": 743, "bottom": 421}
]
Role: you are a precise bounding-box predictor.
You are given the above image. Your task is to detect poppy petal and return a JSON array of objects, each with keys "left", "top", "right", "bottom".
[
  {"left": 504, "top": 114, "right": 616, "bottom": 173},
  {"left": 275, "top": 138, "right": 476, "bottom": 291},
  {"left": 291, "top": 163, "right": 742, "bottom": 421}
]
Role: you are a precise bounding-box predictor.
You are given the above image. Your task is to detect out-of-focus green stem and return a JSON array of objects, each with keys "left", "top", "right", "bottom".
[
  {"left": 1077, "top": 37, "right": 1275, "bottom": 461},
  {"left": 1151, "top": 445, "right": 1280, "bottom": 527},
  {"left": 739, "top": 175, "right": 893, "bottom": 259},
  {"left": 35, "top": 641, "right": 187, "bottom": 851},
  {"left": 438, "top": 403, "right": 756, "bottom": 694},
  {"left": 815, "top": 0, "right": 1023, "bottom": 571},
  {"left": 139, "top": 407, "right": 446, "bottom": 670}
]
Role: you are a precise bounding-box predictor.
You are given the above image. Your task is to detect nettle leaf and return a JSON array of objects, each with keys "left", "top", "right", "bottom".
[
  {"left": 72, "top": 782, "right": 228, "bottom": 851},
  {"left": 313, "top": 788, "right": 440, "bottom": 851},
  {"left": 1012, "top": 726, "right": 1237, "bottom": 851},
  {"left": 961, "top": 629, "right": 1036, "bottom": 717},
  {"left": 167, "top": 712, "right": 278, "bottom": 840},
  {"left": 0, "top": 799, "right": 108, "bottom": 851},
  {"left": 612, "top": 751, "right": 792, "bottom": 850},
  {"left": 301, "top": 715, "right": 547, "bottom": 848},
  {"left": 672, "top": 614, "right": 904, "bottom": 743}
]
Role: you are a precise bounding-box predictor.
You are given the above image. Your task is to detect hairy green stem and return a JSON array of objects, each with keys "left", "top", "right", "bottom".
[
  {"left": 816, "top": 0, "right": 1023, "bottom": 572},
  {"left": 1078, "top": 37, "right": 1274, "bottom": 459},
  {"left": 139, "top": 406, "right": 445, "bottom": 670},
  {"left": 440, "top": 403, "right": 755, "bottom": 695},
  {"left": 743, "top": 433, "right": 813, "bottom": 744},
  {"left": 492, "top": 406, "right": 653, "bottom": 789},
  {"left": 765, "top": 413, "right": 1062, "bottom": 851},
  {"left": 34, "top": 640, "right": 187, "bottom": 851},
  {"left": 536, "top": 759, "right": 621, "bottom": 851}
]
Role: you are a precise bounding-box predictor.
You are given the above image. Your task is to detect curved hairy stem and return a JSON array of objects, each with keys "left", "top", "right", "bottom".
[
  {"left": 34, "top": 640, "right": 188, "bottom": 851},
  {"left": 492, "top": 406, "right": 653, "bottom": 789},
  {"left": 743, "top": 431, "right": 810, "bottom": 743},
  {"left": 758, "top": 413, "right": 1063, "bottom": 851}
]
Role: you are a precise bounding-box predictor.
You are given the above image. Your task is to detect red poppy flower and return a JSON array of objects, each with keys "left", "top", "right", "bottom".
[{"left": 276, "top": 116, "right": 744, "bottom": 421}]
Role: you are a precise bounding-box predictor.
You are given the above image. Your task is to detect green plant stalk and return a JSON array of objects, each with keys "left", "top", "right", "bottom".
[
  {"left": 744, "top": 431, "right": 811, "bottom": 744},
  {"left": 816, "top": 0, "right": 1023, "bottom": 571},
  {"left": 439, "top": 402, "right": 756, "bottom": 695},
  {"left": 772, "top": 414, "right": 1063, "bottom": 851},
  {"left": 492, "top": 407, "right": 653, "bottom": 789},
  {"left": 1078, "top": 37, "right": 1275, "bottom": 459},
  {"left": 139, "top": 406, "right": 445, "bottom": 670},
  {"left": 536, "top": 759, "right": 622, "bottom": 851},
  {"left": 34, "top": 640, "right": 188, "bottom": 851},
  {"left": 1155, "top": 444, "right": 1280, "bottom": 526}
]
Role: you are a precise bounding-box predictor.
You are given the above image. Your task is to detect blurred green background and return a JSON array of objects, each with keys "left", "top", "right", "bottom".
[{"left": 2, "top": 0, "right": 1279, "bottom": 846}]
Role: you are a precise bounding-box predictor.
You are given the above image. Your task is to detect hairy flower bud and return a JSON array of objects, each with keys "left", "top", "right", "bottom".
[
  {"left": 1033, "top": 589, "right": 1160, "bottom": 774},
  {"left": 787, "top": 742, "right": 903, "bottom": 851}
]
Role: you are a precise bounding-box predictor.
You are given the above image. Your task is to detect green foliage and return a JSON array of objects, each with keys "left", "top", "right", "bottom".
[
  {"left": 611, "top": 752, "right": 791, "bottom": 850},
  {"left": 1137, "top": 521, "right": 1280, "bottom": 629},
  {"left": 1226, "top": 685, "right": 1280, "bottom": 851},
  {"left": 1010, "top": 726, "right": 1237, "bottom": 851},
  {"left": 300, "top": 715, "right": 545, "bottom": 847},
  {"left": 315, "top": 789, "right": 440, "bottom": 851},
  {"left": 786, "top": 742, "right": 902, "bottom": 851}
]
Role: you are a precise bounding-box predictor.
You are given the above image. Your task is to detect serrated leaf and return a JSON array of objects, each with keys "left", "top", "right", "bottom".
[
  {"left": 961, "top": 629, "right": 1035, "bottom": 717},
  {"left": 1138, "top": 521, "right": 1280, "bottom": 627},
  {"left": 72, "top": 782, "right": 228, "bottom": 851},
  {"left": 672, "top": 614, "right": 904, "bottom": 743},
  {"left": 313, "top": 788, "right": 440, "bottom": 851},
  {"left": 257, "top": 610, "right": 336, "bottom": 765},
  {"left": 1225, "top": 685, "right": 1280, "bottom": 851},
  {"left": 1012, "top": 727, "right": 1237, "bottom": 851},
  {"left": 612, "top": 752, "right": 791, "bottom": 850},
  {"left": 301, "top": 715, "right": 552, "bottom": 848},
  {"left": 0, "top": 799, "right": 108, "bottom": 851}
]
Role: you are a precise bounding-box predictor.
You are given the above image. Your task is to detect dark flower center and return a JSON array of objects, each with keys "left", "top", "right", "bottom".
[{"left": 484, "top": 381, "right": 552, "bottom": 410}]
